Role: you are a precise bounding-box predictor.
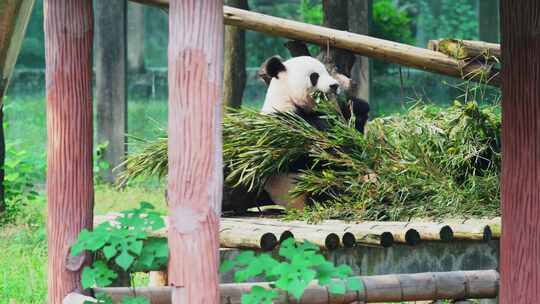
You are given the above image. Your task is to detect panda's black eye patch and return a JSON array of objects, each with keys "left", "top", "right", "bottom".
[{"left": 310, "top": 72, "right": 319, "bottom": 86}]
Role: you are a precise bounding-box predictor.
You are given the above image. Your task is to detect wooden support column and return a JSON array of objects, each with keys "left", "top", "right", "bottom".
[
  {"left": 500, "top": 1, "right": 540, "bottom": 302},
  {"left": 167, "top": 0, "right": 223, "bottom": 303},
  {"left": 45, "top": 0, "right": 94, "bottom": 302},
  {"left": 96, "top": 0, "right": 127, "bottom": 183},
  {"left": 0, "top": 0, "right": 35, "bottom": 213}
]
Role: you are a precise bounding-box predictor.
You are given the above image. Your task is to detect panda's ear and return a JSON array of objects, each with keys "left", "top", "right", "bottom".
[{"left": 265, "top": 56, "right": 286, "bottom": 78}]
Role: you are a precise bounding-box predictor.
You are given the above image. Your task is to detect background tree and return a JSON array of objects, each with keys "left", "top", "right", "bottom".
[
  {"left": 95, "top": 0, "right": 127, "bottom": 183},
  {"left": 127, "top": 2, "right": 146, "bottom": 73},
  {"left": 321, "top": 0, "right": 354, "bottom": 76},
  {"left": 223, "top": 0, "right": 249, "bottom": 108},
  {"left": 44, "top": 0, "right": 94, "bottom": 302},
  {"left": 500, "top": 0, "right": 540, "bottom": 302},
  {"left": 348, "top": 0, "right": 372, "bottom": 102},
  {"left": 478, "top": 0, "right": 499, "bottom": 43}
]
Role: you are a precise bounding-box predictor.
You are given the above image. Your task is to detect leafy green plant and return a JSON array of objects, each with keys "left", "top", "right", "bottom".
[
  {"left": 71, "top": 202, "right": 167, "bottom": 304},
  {"left": 220, "top": 238, "right": 363, "bottom": 303},
  {"left": 94, "top": 141, "right": 111, "bottom": 183},
  {"left": 1, "top": 109, "right": 40, "bottom": 225}
]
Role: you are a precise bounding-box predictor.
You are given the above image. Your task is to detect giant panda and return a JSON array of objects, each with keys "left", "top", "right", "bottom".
[{"left": 260, "top": 55, "right": 370, "bottom": 209}]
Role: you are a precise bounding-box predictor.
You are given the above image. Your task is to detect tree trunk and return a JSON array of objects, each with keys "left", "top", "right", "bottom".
[
  {"left": 321, "top": 0, "right": 355, "bottom": 76},
  {"left": 127, "top": 2, "right": 146, "bottom": 73},
  {"left": 478, "top": 0, "right": 499, "bottom": 43},
  {"left": 44, "top": 0, "right": 94, "bottom": 302},
  {"left": 500, "top": 1, "right": 540, "bottom": 302},
  {"left": 0, "top": 0, "right": 35, "bottom": 214},
  {"left": 96, "top": 0, "right": 127, "bottom": 183},
  {"left": 348, "top": 0, "right": 371, "bottom": 102},
  {"left": 223, "top": 0, "right": 248, "bottom": 108},
  {"left": 167, "top": 0, "right": 223, "bottom": 303}
]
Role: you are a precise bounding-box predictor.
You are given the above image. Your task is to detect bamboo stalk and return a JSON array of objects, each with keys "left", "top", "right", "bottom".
[
  {"left": 93, "top": 270, "right": 499, "bottom": 303},
  {"left": 428, "top": 39, "right": 501, "bottom": 60},
  {"left": 127, "top": 0, "right": 499, "bottom": 86}
]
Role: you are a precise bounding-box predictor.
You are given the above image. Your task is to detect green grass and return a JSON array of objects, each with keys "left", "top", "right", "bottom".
[{"left": 0, "top": 183, "right": 164, "bottom": 304}]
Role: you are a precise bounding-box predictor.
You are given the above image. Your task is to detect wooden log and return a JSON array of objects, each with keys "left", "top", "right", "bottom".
[
  {"left": 95, "top": 215, "right": 498, "bottom": 252},
  {"left": 128, "top": 0, "right": 500, "bottom": 86},
  {"left": 427, "top": 39, "right": 501, "bottom": 60},
  {"left": 45, "top": 1, "right": 95, "bottom": 302},
  {"left": 167, "top": 0, "right": 224, "bottom": 303},
  {"left": 94, "top": 270, "right": 499, "bottom": 303},
  {"left": 0, "top": 0, "right": 35, "bottom": 214}
]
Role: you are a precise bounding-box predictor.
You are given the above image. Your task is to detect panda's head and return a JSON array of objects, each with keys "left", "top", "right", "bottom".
[{"left": 261, "top": 56, "right": 340, "bottom": 113}]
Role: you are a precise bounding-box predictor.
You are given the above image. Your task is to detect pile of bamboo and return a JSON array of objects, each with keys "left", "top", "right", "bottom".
[
  {"left": 94, "top": 214, "right": 500, "bottom": 252},
  {"left": 88, "top": 270, "right": 498, "bottom": 304}
]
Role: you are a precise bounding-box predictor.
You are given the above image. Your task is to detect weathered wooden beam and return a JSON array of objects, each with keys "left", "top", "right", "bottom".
[
  {"left": 0, "top": 0, "right": 35, "bottom": 214},
  {"left": 93, "top": 270, "right": 499, "bottom": 303},
  {"left": 45, "top": 0, "right": 95, "bottom": 302},
  {"left": 128, "top": 0, "right": 500, "bottom": 86}
]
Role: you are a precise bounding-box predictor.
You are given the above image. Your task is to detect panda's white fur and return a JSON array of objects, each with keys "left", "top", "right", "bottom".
[
  {"left": 260, "top": 56, "right": 340, "bottom": 209},
  {"left": 261, "top": 56, "right": 340, "bottom": 114}
]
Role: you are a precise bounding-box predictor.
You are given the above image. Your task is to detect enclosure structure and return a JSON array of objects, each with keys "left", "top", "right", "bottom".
[{"left": 0, "top": 0, "right": 533, "bottom": 302}]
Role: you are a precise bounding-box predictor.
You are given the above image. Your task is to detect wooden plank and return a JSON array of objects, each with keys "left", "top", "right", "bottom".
[
  {"left": 167, "top": 1, "right": 224, "bottom": 303},
  {"left": 128, "top": 0, "right": 500, "bottom": 86}
]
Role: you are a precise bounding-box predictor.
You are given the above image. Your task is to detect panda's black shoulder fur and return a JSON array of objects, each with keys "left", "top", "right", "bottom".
[
  {"left": 288, "top": 97, "right": 370, "bottom": 173},
  {"left": 293, "top": 97, "right": 370, "bottom": 133}
]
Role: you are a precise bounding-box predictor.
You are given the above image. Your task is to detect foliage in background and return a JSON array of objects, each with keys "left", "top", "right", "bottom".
[
  {"left": 372, "top": 0, "right": 415, "bottom": 73},
  {"left": 71, "top": 202, "right": 167, "bottom": 304},
  {"left": 1, "top": 101, "right": 41, "bottom": 226},
  {"left": 220, "top": 238, "right": 362, "bottom": 303}
]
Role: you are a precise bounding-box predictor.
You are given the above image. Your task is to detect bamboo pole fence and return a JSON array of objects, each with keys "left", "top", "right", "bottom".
[
  {"left": 90, "top": 270, "right": 498, "bottom": 304},
  {"left": 127, "top": 0, "right": 500, "bottom": 86}
]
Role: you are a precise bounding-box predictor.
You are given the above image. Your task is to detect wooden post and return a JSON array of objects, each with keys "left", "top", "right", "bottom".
[
  {"left": 96, "top": 0, "right": 127, "bottom": 183},
  {"left": 0, "top": 0, "right": 35, "bottom": 213},
  {"left": 45, "top": 0, "right": 94, "bottom": 302},
  {"left": 223, "top": 0, "right": 248, "bottom": 108},
  {"left": 167, "top": 0, "right": 223, "bottom": 303},
  {"left": 500, "top": 1, "right": 540, "bottom": 302}
]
